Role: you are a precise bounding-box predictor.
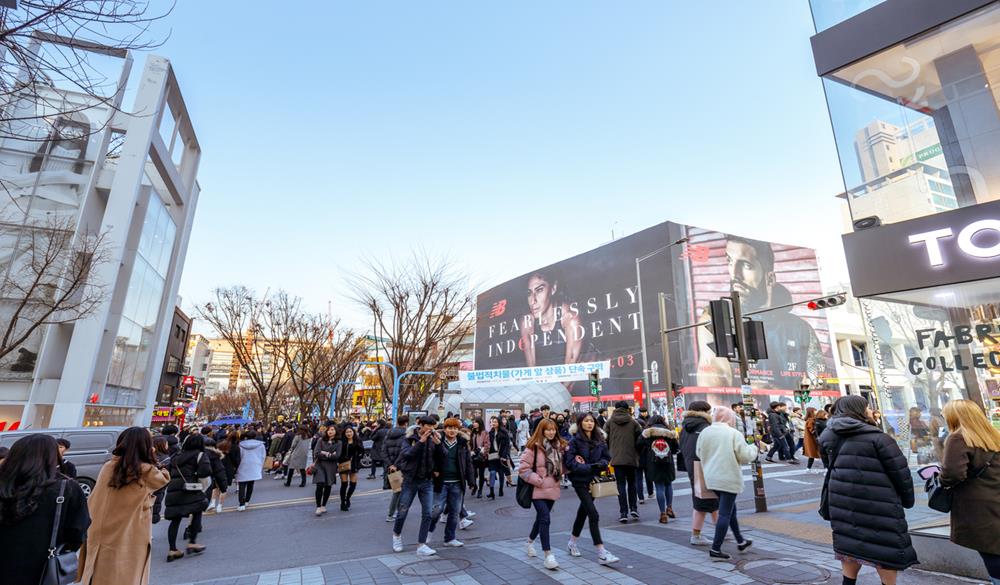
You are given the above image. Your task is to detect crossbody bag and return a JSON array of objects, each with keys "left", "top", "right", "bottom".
[
  {"left": 927, "top": 451, "right": 998, "bottom": 513},
  {"left": 38, "top": 480, "right": 78, "bottom": 585}
]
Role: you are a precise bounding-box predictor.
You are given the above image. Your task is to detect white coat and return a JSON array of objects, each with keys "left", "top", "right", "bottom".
[
  {"left": 695, "top": 422, "right": 758, "bottom": 495},
  {"left": 235, "top": 439, "right": 266, "bottom": 483}
]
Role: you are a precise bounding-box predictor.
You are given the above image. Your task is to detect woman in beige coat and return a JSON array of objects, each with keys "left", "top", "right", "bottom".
[{"left": 78, "top": 427, "right": 170, "bottom": 585}]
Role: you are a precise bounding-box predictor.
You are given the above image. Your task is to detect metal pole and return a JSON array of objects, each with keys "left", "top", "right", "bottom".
[
  {"left": 395, "top": 370, "right": 435, "bottom": 422},
  {"left": 657, "top": 292, "right": 674, "bottom": 424},
  {"left": 731, "top": 291, "right": 767, "bottom": 513},
  {"left": 636, "top": 258, "right": 652, "bottom": 414}
]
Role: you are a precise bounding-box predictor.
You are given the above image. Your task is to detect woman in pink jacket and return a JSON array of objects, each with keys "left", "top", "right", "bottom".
[{"left": 519, "top": 418, "right": 566, "bottom": 570}]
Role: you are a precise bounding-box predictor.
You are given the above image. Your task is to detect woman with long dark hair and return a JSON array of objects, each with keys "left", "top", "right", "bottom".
[
  {"left": 471, "top": 418, "right": 488, "bottom": 497},
  {"left": 216, "top": 430, "right": 241, "bottom": 513},
  {"left": 313, "top": 426, "right": 341, "bottom": 515},
  {"left": 339, "top": 426, "right": 363, "bottom": 511},
  {"left": 163, "top": 433, "right": 213, "bottom": 561},
  {"left": 564, "top": 412, "right": 619, "bottom": 565},
  {"left": 486, "top": 416, "right": 511, "bottom": 499},
  {"left": 0, "top": 434, "right": 90, "bottom": 585},
  {"left": 519, "top": 418, "right": 566, "bottom": 570},
  {"left": 152, "top": 436, "right": 172, "bottom": 523},
  {"left": 819, "top": 395, "right": 916, "bottom": 585},
  {"left": 79, "top": 427, "right": 170, "bottom": 584}
]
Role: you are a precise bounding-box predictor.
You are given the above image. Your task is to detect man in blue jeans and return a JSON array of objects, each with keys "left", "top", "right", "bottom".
[
  {"left": 392, "top": 416, "right": 444, "bottom": 556},
  {"left": 428, "top": 417, "right": 476, "bottom": 547}
]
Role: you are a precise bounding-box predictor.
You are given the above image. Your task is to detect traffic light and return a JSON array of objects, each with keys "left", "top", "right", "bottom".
[
  {"left": 589, "top": 371, "right": 600, "bottom": 396},
  {"left": 708, "top": 299, "right": 736, "bottom": 359},
  {"left": 807, "top": 294, "right": 847, "bottom": 311},
  {"left": 793, "top": 389, "right": 811, "bottom": 403},
  {"left": 744, "top": 319, "right": 768, "bottom": 362}
]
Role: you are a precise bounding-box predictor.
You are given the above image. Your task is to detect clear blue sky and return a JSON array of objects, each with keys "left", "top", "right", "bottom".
[{"left": 147, "top": 1, "right": 848, "bottom": 329}]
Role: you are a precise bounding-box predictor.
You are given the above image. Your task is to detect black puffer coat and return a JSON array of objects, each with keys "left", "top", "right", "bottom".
[
  {"left": 164, "top": 449, "right": 213, "bottom": 519},
  {"left": 564, "top": 426, "right": 610, "bottom": 486},
  {"left": 678, "top": 410, "right": 717, "bottom": 513},
  {"left": 639, "top": 425, "right": 678, "bottom": 484},
  {"left": 382, "top": 427, "right": 407, "bottom": 467},
  {"left": 819, "top": 416, "right": 917, "bottom": 570}
]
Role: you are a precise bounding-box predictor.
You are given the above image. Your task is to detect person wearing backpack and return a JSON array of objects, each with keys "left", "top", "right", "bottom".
[
  {"left": 163, "top": 433, "right": 213, "bottom": 562},
  {"left": 939, "top": 399, "right": 1000, "bottom": 585},
  {"left": 638, "top": 415, "right": 679, "bottom": 523}
]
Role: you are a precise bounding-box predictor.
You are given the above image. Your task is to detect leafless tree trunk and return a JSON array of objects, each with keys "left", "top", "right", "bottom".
[
  {"left": 198, "top": 389, "right": 253, "bottom": 421},
  {"left": 0, "top": 215, "right": 108, "bottom": 368},
  {"left": 349, "top": 253, "right": 475, "bottom": 411},
  {"left": 197, "top": 287, "right": 295, "bottom": 425}
]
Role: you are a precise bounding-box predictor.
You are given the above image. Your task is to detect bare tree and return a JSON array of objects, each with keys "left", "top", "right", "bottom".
[
  {"left": 349, "top": 254, "right": 475, "bottom": 410},
  {"left": 197, "top": 287, "right": 295, "bottom": 425},
  {"left": 198, "top": 389, "right": 253, "bottom": 421},
  {"left": 0, "top": 1, "right": 173, "bottom": 143},
  {"left": 0, "top": 215, "right": 108, "bottom": 368}
]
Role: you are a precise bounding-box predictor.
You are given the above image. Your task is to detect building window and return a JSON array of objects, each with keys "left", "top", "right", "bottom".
[
  {"left": 878, "top": 343, "right": 895, "bottom": 369},
  {"left": 851, "top": 341, "right": 868, "bottom": 368}
]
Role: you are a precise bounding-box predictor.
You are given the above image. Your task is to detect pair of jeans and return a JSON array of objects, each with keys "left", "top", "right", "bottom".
[
  {"left": 614, "top": 464, "right": 637, "bottom": 515},
  {"left": 430, "top": 482, "right": 464, "bottom": 542},
  {"left": 653, "top": 481, "right": 673, "bottom": 513},
  {"left": 388, "top": 490, "right": 401, "bottom": 516},
  {"left": 711, "top": 490, "right": 744, "bottom": 551},
  {"left": 571, "top": 483, "right": 602, "bottom": 545},
  {"left": 393, "top": 479, "right": 434, "bottom": 544},
  {"left": 238, "top": 480, "right": 255, "bottom": 505},
  {"left": 786, "top": 435, "right": 797, "bottom": 458},
  {"left": 980, "top": 551, "right": 1000, "bottom": 583},
  {"left": 767, "top": 436, "right": 790, "bottom": 460},
  {"left": 529, "top": 499, "right": 555, "bottom": 551}
]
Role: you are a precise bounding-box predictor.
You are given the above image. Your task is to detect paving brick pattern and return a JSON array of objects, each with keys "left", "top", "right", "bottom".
[{"left": 180, "top": 516, "right": 974, "bottom": 585}]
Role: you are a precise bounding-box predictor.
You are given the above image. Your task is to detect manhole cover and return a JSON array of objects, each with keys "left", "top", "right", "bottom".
[
  {"left": 495, "top": 505, "right": 534, "bottom": 518},
  {"left": 736, "top": 559, "right": 831, "bottom": 585},
  {"left": 398, "top": 558, "right": 473, "bottom": 577}
]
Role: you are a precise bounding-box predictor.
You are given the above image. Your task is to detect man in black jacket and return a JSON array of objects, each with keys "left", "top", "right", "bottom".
[
  {"left": 765, "top": 403, "right": 798, "bottom": 464},
  {"left": 428, "top": 418, "right": 475, "bottom": 547},
  {"left": 391, "top": 416, "right": 445, "bottom": 556},
  {"left": 384, "top": 415, "right": 410, "bottom": 522}
]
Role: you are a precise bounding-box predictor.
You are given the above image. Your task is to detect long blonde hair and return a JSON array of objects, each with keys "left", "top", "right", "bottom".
[{"left": 943, "top": 399, "right": 1000, "bottom": 453}]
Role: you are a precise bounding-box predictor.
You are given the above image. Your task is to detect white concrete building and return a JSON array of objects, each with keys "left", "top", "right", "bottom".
[{"left": 0, "top": 42, "right": 201, "bottom": 429}]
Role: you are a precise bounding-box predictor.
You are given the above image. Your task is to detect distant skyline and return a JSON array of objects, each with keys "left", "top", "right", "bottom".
[{"left": 139, "top": 2, "right": 851, "bottom": 332}]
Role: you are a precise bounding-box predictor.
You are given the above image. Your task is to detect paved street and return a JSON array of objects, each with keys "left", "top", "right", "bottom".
[{"left": 149, "top": 463, "right": 970, "bottom": 585}]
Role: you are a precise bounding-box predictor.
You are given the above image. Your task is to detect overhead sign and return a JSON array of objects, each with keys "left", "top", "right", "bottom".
[
  {"left": 844, "top": 199, "right": 1000, "bottom": 298},
  {"left": 460, "top": 360, "right": 611, "bottom": 388},
  {"left": 632, "top": 380, "right": 643, "bottom": 404}
]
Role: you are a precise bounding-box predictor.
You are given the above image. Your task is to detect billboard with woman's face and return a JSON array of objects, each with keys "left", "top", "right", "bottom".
[{"left": 474, "top": 220, "right": 837, "bottom": 403}]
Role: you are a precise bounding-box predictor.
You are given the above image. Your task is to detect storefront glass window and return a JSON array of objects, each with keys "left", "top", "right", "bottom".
[{"left": 822, "top": 4, "right": 1000, "bottom": 228}]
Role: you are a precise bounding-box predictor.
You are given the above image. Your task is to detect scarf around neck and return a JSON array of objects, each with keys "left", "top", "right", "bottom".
[{"left": 542, "top": 439, "right": 562, "bottom": 480}]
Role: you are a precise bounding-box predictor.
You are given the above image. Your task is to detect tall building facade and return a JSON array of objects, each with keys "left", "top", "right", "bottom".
[
  {"left": 811, "top": 0, "right": 1000, "bottom": 464},
  {"left": 0, "top": 43, "right": 201, "bottom": 429}
]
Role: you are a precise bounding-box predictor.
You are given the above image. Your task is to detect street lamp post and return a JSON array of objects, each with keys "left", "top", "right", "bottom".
[
  {"left": 635, "top": 237, "right": 688, "bottom": 417},
  {"left": 362, "top": 361, "right": 435, "bottom": 422}
]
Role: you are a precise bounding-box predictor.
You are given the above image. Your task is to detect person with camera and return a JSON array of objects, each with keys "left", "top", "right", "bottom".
[
  {"left": 391, "top": 416, "right": 445, "bottom": 556},
  {"left": 564, "top": 412, "right": 620, "bottom": 565}
]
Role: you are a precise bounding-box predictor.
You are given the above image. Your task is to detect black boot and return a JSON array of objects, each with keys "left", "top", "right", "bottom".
[
  {"left": 498, "top": 483, "right": 504, "bottom": 497},
  {"left": 340, "top": 482, "right": 349, "bottom": 511},
  {"left": 488, "top": 486, "right": 495, "bottom": 500},
  {"left": 842, "top": 577, "right": 857, "bottom": 585},
  {"left": 346, "top": 482, "right": 357, "bottom": 510}
]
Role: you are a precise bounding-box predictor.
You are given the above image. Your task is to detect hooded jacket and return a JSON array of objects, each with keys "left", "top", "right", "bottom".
[
  {"left": 564, "top": 424, "right": 610, "bottom": 485},
  {"left": 696, "top": 422, "right": 758, "bottom": 494},
  {"left": 235, "top": 439, "right": 266, "bottom": 483},
  {"left": 819, "top": 416, "right": 917, "bottom": 570},
  {"left": 678, "top": 410, "right": 712, "bottom": 475},
  {"left": 398, "top": 425, "right": 445, "bottom": 482},
  {"left": 164, "top": 448, "right": 212, "bottom": 519},
  {"left": 639, "top": 425, "right": 679, "bottom": 484},
  {"left": 604, "top": 407, "right": 642, "bottom": 467}
]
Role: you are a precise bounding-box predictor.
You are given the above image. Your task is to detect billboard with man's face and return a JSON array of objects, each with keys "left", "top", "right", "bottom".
[{"left": 474, "top": 221, "right": 837, "bottom": 405}]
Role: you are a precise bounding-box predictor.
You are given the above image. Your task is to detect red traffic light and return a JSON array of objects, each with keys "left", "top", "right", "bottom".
[{"left": 807, "top": 301, "right": 818, "bottom": 310}]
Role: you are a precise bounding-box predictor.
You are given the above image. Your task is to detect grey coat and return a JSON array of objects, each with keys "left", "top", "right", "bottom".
[
  {"left": 285, "top": 435, "right": 310, "bottom": 470},
  {"left": 312, "top": 438, "right": 342, "bottom": 486}
]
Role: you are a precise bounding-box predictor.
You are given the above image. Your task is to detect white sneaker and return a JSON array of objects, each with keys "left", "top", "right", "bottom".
[
  {"left": 237, "top": 505, "right": 246, "bottom": 512},
  {"left": 567, "top": 540, "right": 581, "bottom": 557},
  {"left": 598, "top": 550, "right": 620, "bottom": 565},
  {"left": 444, "top": 540, "right": 464, "bottom": 547},
  {"left": 416, "top": 544, "right": 437, "bottom": 556},
  {"left": 526, "top": 541, "right": 537, "bottom": 558},
  {"left": 215, "top": 503, "right": 223, "bottom": 514},
  {"left": 208, "top": 499, "right": 216, "bottom": 509},
  {"left": 544, "top": 553, "right": 559, "bottom": 570},
  {"left": 459, "top": 518, "right": 474, "bottom": 530},
  {"left": 392, "top": 535, "right": 403, "bottom": 553},
  {"left": 690, "top": 534, "right": 710, "bottom": 546},
  {"left": 465, "top": 510, "right": 476, "bottom": 518},
  {"left": 386, "top": 514, "right": 395, "bottom": 522}
]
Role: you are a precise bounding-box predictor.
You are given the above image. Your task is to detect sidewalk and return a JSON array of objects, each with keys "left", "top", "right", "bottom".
[{"left": 179, "top": 511, "right": 980, "bottom": 585}]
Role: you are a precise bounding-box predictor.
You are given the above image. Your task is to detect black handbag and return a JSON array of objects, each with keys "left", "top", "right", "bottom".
[
  {"left": 926, "top": 452, "right": 997, "bottom": 513},
  {"left": 39, "top": 480, "right": 79, "bottom": 585},
  {"left": 515, "top": 447, "right": 538, "bottom": 509}
]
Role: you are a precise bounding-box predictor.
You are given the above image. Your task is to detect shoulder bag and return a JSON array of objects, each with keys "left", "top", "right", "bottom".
[
  {"left": 926, "top": 452, "right": 998, "bottom": 513},
  {"left": 177, "top": 453, "right": 211, "bottom": 491},
  {"left": 818, "top": 438, "right": 846, "bottom": 521},
  {"left": 38, "top": 480, "right": 78, "bottom": 585},
  {"left": 515, "top": 447, "right": 538, "bottom": 509},
  {"left": 590, "top": 469, "right": 618, "bottom": 499}
]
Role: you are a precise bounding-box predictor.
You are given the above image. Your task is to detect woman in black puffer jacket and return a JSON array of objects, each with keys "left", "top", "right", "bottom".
[
  {"left": 819, "top": 395, "right": 917, "bottom": 585},
  {"left": 164, "top": 434, "right": 213, "bottom": 561},
  {"left": 678, "top": 401, "right": 718, "bottom": 545}
]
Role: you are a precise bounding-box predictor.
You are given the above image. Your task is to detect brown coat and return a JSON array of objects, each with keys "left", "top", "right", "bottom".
[
  {"left": 803, "top": 418, "right": 821, "bottom": 460},
  {"left": 78, "top": 458, "right": 170, "bottom": 585},
  {"left": 940, "top": 431, "right": 1000, "bottom": 555}
]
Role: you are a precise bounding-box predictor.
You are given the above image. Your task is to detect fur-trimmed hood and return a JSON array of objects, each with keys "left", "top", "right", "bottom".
[
  {"left": 457, "top": 427, "right": 471, "bottom": 442},
  {"left": 641, "top": 426, "right": 677, "bottom": 440},
  {"left": 404, "top": 424, "right": 421, "bottom": 440},
  {"left": 681, "top": 410, "right": 712, "bottom": 422}
]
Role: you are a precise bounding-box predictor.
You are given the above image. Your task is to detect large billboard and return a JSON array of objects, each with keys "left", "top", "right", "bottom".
[{"left": 474, "top": 221, "right": 837, "bottom": 407}]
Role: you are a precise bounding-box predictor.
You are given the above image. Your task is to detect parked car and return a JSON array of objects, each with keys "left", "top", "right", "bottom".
[{"left": 0, "top": 426, "right": 125, "bottom": 497}]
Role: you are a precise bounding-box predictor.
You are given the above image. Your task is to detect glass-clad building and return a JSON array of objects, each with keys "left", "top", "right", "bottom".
[{"left": 811, "top": 0, "right": 1000, "bottom": 465}]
